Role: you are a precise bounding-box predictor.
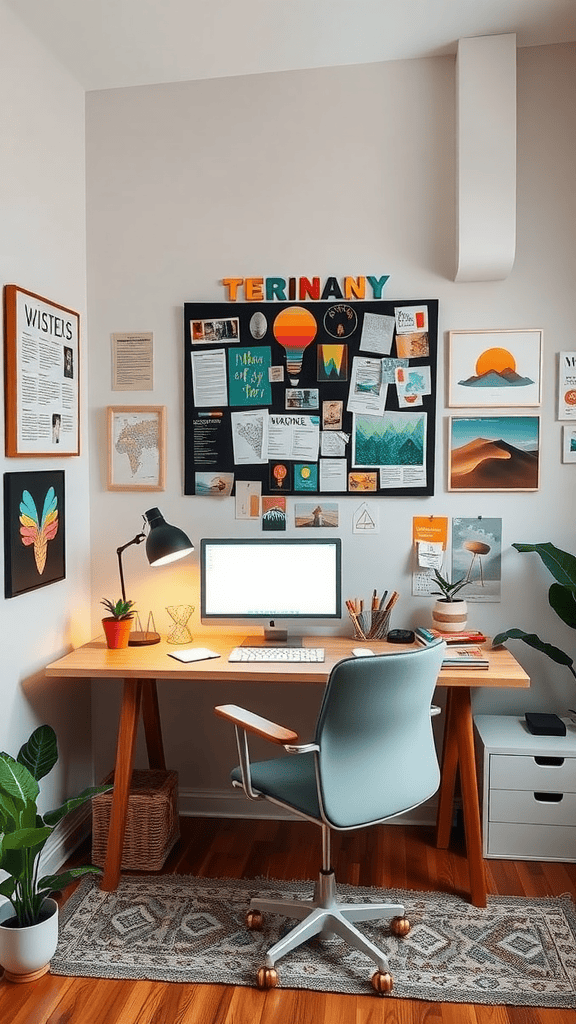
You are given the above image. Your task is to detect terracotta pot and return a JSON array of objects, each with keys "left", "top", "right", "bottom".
[
  {"left": 102, "top": 616, "right": 132, "bottom": 649},
  {"left": 431, "top": 598, "right": 468, "bottom": 633},
  {"left": 0, "top": 898, "right": 58, "bottom": 983}
]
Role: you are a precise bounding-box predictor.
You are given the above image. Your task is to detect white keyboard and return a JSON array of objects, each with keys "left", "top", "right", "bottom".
[{"left": 228, "top": 646, "right": 325, "bottom": 663}]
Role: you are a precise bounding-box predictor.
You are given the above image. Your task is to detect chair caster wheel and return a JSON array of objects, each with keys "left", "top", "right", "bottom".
[
  {"left": 246, "top": 909, "right": 263, "bottom": 930},
  {"left": 256, "top": 966, "right": 278, "bottom": 989},
  {"left": 390, "top": 915, "right": 411, "bottom": 937},
  {"left": 371, "top": 971, "right": 393, "bottom": 995}
]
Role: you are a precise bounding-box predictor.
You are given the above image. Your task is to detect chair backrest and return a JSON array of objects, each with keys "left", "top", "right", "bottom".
[{"left": 313, "top": 640, "right": 445, "bottom": 828}]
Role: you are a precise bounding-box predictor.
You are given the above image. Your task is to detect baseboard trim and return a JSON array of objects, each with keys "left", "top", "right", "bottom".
[
  {"left": 178, "top": 787, "right": 441, "bottom": 826},
  {"left": 39, "top": 804, "right": 92, "bottom": 877}
]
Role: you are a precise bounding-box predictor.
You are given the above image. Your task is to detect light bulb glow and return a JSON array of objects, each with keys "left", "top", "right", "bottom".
[{"left": 273, "top": 306, "right": 317, "bottom": 385}]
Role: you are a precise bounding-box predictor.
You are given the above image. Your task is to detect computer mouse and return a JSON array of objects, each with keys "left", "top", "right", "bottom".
[{"left": 352, "top": 647, "right": 375, "bottom": 657}]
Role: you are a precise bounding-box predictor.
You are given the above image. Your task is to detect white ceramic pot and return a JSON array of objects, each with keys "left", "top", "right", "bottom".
[
  {"left": 0, "top": 897, "right": 58, "bottom": 983},
  {"left": 431, "top": 598, "right": 468, "bottom": 633}
]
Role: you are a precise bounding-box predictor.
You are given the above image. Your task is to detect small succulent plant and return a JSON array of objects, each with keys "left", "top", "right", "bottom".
[
  {"left": 100, "top": 598, "right": 135, "bottom": 620},
  {"left": 431, "top": 569, "right": 470, "bottom": 602}
]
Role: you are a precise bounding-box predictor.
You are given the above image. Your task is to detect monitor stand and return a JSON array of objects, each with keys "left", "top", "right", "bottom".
[{"left": 241, "top": 625, "right": 303, "bottom": 648}]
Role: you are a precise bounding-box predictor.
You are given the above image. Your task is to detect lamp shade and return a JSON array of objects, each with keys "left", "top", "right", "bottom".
[{"left": 143, "top": 507, "right": 194, "bottom": 567}]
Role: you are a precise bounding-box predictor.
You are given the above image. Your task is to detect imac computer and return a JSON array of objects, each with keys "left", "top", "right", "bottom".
[{"left": 200, "top": 537, "right": 341, "bottom": 646}]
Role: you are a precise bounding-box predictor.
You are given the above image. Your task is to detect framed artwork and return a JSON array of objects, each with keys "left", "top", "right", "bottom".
[
  {"left": 558, "top": 352, "right": 576, "bottom": 420},
  {"left": 562, "top": 424, "right": 576, "bottom": 463},
  {"left": 448, "top": 329, "right": 543, "bottom": 408},
  {"left": 107, "top": 406, "right": 166, "bottom": 491},
  {"left": 4, "top": 285, "right": 80, "bottom": 456},
  {"left": 448, "top": 415, "right": 540, "bottom": 491},
  {"left": 4, "top": 471, "right": 65, "bottom": 598}
]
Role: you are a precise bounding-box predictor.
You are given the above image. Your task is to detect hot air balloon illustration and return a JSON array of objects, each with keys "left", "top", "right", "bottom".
[
  {"left": 19, "top": 487, "right": 59, "bottom": 574},
  {"left": 273, "top": 306, "right": 317, "bottom": 385}
]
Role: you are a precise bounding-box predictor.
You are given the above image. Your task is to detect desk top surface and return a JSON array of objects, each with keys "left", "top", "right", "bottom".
[{"left": 45, "top": 633, "right": 530, "bottom": 689}]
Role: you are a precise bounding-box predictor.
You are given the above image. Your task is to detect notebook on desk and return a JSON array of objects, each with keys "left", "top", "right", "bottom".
[{"left": 167, "top": 648, "right": 221, "bottom": 663}]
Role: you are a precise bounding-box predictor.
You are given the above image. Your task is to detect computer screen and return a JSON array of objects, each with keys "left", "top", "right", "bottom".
[{"left": 200, "top": 537, "right": 341, "bottom": 645}]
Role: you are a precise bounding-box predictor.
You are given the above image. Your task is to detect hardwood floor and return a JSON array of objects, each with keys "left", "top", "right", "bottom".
[{"left": 1, "top": 816, "right": 575, "bottom": 1023}]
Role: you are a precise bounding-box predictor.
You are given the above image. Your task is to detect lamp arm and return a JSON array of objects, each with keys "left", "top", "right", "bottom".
[{"left": 116, "top": 532, "right": 146, "bottom": 603}]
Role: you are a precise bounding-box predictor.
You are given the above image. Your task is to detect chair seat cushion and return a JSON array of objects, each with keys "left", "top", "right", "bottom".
[{"left": 231, "top": 753, "right": 321, "bottom": 820}]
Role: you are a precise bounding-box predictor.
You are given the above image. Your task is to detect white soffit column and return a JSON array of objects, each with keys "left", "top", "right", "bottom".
[{"left": 455, "top": 34, "right": 517, "bottom": 282}]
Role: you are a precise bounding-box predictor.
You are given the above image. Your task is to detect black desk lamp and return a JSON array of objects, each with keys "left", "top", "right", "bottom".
[{"left": 117, "top": 507, "right": 194, "bottom": 646}]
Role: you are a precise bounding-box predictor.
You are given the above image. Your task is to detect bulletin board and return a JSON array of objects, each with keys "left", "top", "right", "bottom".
[{"left": 184, "top": 298, "right": 438, "bottom": 497}]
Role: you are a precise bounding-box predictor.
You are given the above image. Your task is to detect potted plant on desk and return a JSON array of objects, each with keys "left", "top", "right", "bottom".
[
  {"left": 0, "top": 724, "right": 112, "bottom": 982},
  {"left": 430, "top": 569, "right": 470, "bottom": 633},
  {"left": 101, "top": 598, "right": 135, "bottom": 649}
]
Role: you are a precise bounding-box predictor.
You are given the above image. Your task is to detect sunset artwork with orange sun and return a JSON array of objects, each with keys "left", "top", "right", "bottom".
[{"left": 449, "top": 330, "right": 542, "bottom": 408}]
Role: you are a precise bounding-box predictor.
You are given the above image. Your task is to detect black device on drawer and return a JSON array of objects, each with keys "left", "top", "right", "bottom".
[{"left": 525, "top": 712, "right": 566, "bottom": 737}]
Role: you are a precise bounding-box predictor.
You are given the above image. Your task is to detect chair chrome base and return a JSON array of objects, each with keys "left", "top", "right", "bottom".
[{"left": 248, "top": 869, "right": 407, "bottom": 978}]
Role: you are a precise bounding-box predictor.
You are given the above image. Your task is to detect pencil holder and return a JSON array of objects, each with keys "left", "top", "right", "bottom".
[{"left": 348, "top": 608, "right": 391, "bottom": 641}]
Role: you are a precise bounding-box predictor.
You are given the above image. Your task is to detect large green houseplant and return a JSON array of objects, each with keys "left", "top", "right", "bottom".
[
  {"left": 0, "top": 724, "right": 111, "bottom": 928},
  {"left": 493, "top": 542, "right": 576, "bottom": 685}
]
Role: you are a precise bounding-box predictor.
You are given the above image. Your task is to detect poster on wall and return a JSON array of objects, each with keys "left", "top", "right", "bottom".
[
  {"left": 4, "top": 285, "right": 80, "bottom": 456},
  {"left": 4, "top": 470, "right": 65, "bottom": 598},
  {"left": 183, "top": 296, "right": 438, "bottom": 497}
]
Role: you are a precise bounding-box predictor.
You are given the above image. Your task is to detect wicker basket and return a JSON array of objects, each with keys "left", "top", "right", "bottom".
[{"left": 92, "top": 769, "right": 180, "bottom": 871}]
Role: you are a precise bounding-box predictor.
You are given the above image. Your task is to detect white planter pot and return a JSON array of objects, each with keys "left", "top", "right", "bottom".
[
  {"left": 0, "top": 898, "right": 58, "bottom": 983},
  {"left": 431, "top": 598, "right": 468, "bottom": 633}
]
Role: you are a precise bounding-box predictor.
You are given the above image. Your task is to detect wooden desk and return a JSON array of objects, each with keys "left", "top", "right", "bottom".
[{"left": 46, "top": 634, "right": 529, "bottom": 907}]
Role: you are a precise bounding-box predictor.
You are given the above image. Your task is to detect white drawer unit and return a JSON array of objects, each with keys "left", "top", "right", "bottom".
[{"left": 474, "top": 714, "right": 576, "bottom": 861}]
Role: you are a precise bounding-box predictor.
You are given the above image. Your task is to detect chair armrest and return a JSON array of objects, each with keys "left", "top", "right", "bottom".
[{"left": 215, "top": 703, "right": 299, "bottom": 745}]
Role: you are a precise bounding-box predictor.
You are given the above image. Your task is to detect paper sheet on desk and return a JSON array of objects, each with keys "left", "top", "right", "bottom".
[{"left": 167, "top": 648, "right": 221, "bottom": 663}]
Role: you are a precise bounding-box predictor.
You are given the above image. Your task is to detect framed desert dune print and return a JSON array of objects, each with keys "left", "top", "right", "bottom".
[
  {"left": 448, "top": 329, "right": 543, "bottom": 408},
  {"left": 448, "top": 415, "right": 540, "bottom": 492}
]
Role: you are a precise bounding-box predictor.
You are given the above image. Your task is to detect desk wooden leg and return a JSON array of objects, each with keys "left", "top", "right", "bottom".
[
  {"left": 101, "top": 678, "right": 142, "bottom": 892},
  {"left": 452, "top": 687, "right": 486, "bottom": 908},
  {"left": 435, "top": 688, "right": 459, "bottom": 850},
  {"left": 141, "top": 679, "right": 166, "bottom": 770}
]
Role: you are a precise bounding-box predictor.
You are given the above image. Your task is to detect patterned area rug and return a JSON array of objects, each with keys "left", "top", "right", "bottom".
[{"left": 52, "top": 875, "right": 576, "bottom": 1006}]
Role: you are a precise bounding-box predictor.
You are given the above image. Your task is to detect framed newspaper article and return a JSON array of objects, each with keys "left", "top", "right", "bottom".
[{"left": 4, "top": 285, "right": 80, "bottom": 456}]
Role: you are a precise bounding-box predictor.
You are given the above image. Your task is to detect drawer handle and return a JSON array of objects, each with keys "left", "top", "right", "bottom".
[
  {"left": 534, "top": 756, "right": 564, "bottom": 766},
  {"left": 533, "top": 792, "right": 563, "bottom": 803}
]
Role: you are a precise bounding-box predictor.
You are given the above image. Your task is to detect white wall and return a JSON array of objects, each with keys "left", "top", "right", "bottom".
[
  {"left": 0, "top": 2, "right": 93, "bottom": 834},
  {"left": 86, "top": 45, "right": 576, "bottom": 807}
]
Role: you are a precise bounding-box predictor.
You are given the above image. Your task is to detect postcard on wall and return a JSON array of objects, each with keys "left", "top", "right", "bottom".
[
  {"left": 448, "top": 329, "right": 543, "bottom": 408},
  {"left": 294, "top": 501, "right": 338, "bottom": 528},
  {"left": 562, "top": 424, "right": 576, "bottom": 463},
  {"left": 190, "top": 317, "right": 239, "bottom": 344},
  {"left": 558, "top": 352, "right": 576, "bottom": 420},
  {"left": 449, "top": 416, "right": 540, "bottom": 491},
  {"left": 395, "top": 305, "right": 429, "bottom": 335},
  {"left": 262, "top": 495, "right": 286, "bottom": 531},
  {"left": 294, "top": 463, "right": 318, "bottom": 491},
  {"left": 317, "top": 345, "right": 348, "bottom": 382},
  {"left": 4, "top": 285, "right": 80, "bottom": 456},
  {"left": 346, "top": 357, "right": 387, "bottom": 416},
  {"left": 451, "top": 517, "right": 502, "bottom": 602},
  {"left": 195, "top": 472, "right": 234, "bottom": 496},
  {"left": 112, "top": 332, "right": 153, "bottom": 391},
  {"left": 235, "top": 481, "right": 261, "bottom": 519}
]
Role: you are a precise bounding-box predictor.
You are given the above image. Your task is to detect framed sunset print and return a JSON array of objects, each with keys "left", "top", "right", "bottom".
[
  {"left": 448, "top": 329, "right": 543, "bottom": 407},
  {"left": 448, "top": 416, "right": 540, "bottom": 491}
]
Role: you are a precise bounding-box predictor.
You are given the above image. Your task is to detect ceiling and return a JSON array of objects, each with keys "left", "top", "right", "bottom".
[{"left": 5, "top": 0, "right": 576, "bottom": 92}]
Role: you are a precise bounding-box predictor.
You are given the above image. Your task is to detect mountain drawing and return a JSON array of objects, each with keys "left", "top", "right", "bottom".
[
  {"left": 450, "top": 437, "right": 538, "bottom": 489},
  {"left": 356, "top": 416, "right": 424, "bottom": 466},
  {"left": 458, "top": 367, "right": 534, "bottom": 388}
]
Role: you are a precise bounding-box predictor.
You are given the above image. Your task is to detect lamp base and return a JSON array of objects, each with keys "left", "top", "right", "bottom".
[{"left": 129, "top": 631, "right": 161, "bottom": 647}]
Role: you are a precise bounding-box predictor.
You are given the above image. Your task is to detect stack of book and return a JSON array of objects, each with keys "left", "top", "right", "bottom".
[
  {"left": 415, "top": 626, "right": 489, "bottom": 669},
  {"left": 415, "top": 626, "right": 487, "bottom": 646},
  {"left": 440, "top": 646, "right": 489, "bottom": 669}
]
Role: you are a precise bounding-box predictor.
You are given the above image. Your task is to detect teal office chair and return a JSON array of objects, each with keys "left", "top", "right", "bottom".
[{"left": 215, "top": 639, "right": 445, "bottom": 995}]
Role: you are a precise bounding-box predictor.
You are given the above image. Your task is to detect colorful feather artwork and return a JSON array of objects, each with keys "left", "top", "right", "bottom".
[{"left": 19, "top": 487, "right": 59, "bottom": 575}]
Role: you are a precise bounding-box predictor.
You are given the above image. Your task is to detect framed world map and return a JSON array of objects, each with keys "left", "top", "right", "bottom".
[{"left": 107, "top": 406, "right": 166, "bottom": 491}]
